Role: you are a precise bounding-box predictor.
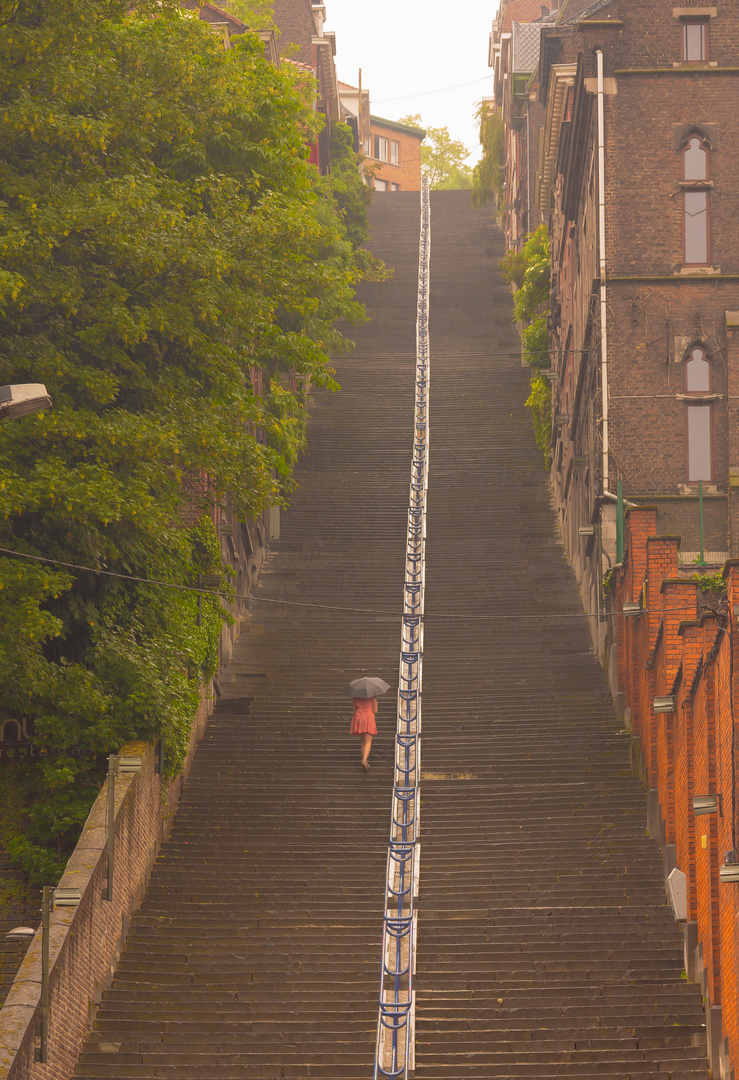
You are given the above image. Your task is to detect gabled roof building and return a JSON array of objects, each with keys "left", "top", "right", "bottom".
[{"left": 364, "top": 116, "right": 426, "bottom": 192}]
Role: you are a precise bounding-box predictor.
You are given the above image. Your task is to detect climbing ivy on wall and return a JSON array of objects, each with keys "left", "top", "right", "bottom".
[
  {"left": 500, "top": 225, "right": 552, "bottom": 458},
  {"left": 472, "top": 104, "right": 505, "bottom": 211}
]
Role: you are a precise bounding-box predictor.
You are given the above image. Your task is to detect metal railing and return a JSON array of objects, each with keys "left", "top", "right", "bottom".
[{"left": 374, "top": 182, "right": 430, "bottom": 1079}]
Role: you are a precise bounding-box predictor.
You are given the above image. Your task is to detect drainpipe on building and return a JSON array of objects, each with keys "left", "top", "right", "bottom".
[
  {"left": 596, "top": 47, "right": 613, "bottom": 503},
  {"left": 526, "top": 103, "right": 531, "bottom": 236}
]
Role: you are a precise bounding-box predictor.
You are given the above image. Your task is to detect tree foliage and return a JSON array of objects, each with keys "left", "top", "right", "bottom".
[
  {"left": 398, "top": 114, "right": 472, "bottom": 190},
  {"left": 500, "top": 226, "right": 552, "bottom": 459},
  {"left": 0, "top": 0, "right": 369, "bottom": 880},
  {"left": 218, "top": 0, "right": 276, "bottom": 30},
  {"left": 327, "top": 122, "right": 372, "bottom": 250},
  {"left": 472, "top": 103, "right": 505, "bottom": 210},
  {"left": 525, "top": 374, "right": 552, "bottom": 456},
  {"left": 500, "top": 224, "right": 551, "bottom": 327}
]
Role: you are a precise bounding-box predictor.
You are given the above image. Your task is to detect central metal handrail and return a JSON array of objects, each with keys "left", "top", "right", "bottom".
[{"left": 374, "top": 181, "right": 430, "bottom": 1079}]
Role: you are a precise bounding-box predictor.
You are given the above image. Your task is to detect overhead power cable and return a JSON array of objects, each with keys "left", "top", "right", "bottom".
[
  {"left": 0, "top": 547, "right": 724, "bottom": 622},
  {"left": 371, "top": 76, "right": 491, "bottom": 104}
]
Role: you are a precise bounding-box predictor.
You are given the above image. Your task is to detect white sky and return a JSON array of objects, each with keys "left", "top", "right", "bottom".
[{"left": 326, "top": 0, "right": 496, "bottom": 165}]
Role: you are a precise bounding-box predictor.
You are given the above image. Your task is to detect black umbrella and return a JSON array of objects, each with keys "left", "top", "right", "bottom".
[{"left": 344, "top": 677, "right": 391, "bottom": 699}]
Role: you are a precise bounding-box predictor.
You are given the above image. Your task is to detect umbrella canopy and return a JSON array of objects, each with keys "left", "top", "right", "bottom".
[{"left": 345, "top": 677, "right": 391, "bottom": 699}]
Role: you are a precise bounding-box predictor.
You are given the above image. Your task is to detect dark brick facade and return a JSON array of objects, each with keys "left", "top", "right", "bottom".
[
  {"left": 272, "top": 0, "right": 316, "bottom": 65},
  {"left": 494, "top": 3, "right": 739, "bottom": 1071},
  {"left": 532, "top": 0, "right": 739, "bottom": 653}
]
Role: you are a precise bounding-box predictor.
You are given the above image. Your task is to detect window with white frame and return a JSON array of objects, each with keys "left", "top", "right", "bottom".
[
  {"left": 374, "top": 135, "right": 389, "bottom": 161},
  {"left": 390, "top": 140, "right": 400, "bottom": 165},
  {"left": 682, "top": 18, "right": 708, "bottom": 63}
]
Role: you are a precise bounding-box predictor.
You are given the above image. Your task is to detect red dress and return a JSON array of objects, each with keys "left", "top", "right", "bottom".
[{"left": 350, "top": 697, "right": 377, "bottom": 736}]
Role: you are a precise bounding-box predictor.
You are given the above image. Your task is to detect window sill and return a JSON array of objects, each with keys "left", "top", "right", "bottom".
[
  {"left": 677, "top": 265, "right": 721, "bottom": 275},
  {"left": 678, "top": 483, "right": 717, "bottom": 494},
  {"left": 676, "top": 392, "right": 723, "bottom": 401},
  {"left": 678, "top": 178, "right": 713, "bottom": 188}
]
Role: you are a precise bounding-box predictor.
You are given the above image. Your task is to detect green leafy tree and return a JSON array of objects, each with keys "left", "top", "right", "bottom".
[
  {"left": 399, "top": 114, "right": 472, "bottom": 190},
  {"left": 500, "top": 225, "right": 551, "bottom": 326},
  {"left": 472, "top": 103, "right": 505, "bottom": 211},
  {"left": 327, "top": 121, "right": 372, "bottom": 249},
  {"left": 525, "top": 374, "right": 552, "bottom": 456},
  {"left": 218, "top": 0, "right": 275, "bottom": 29},
  {"left": 0, "top": 0, "right": 368, "bottom": 880}
]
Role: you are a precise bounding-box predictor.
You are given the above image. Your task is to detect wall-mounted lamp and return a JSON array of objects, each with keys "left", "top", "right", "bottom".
[
  {"left": 653, "top": 695, "right": 675, "bottom": 713},
  {"left": 118, "top": 755, "right": 142, "bottom": 774},
  {"left": 53, "top": 887, "right": 82, "bottom": 909},
  {"left": 5, "top": 926, "right": 35, "bottom": 942},
  {"left": 0, "top": 383, "right": 52, "bottom": 421},
  {"left": 693, "top": 794, "right": 722, "bottom": 816},
  {"left": 720, "top": 857, "right": 739, "bottom": 884},
  {"left": 622, "top": 601, "right": 642, "bottom": 616},
  {"left": 578, "top": 525, "right": 596, "bottom": 537}
]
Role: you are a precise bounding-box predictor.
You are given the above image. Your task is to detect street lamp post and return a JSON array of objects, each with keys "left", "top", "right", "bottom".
[
  {"left": 0, "top": 384, "right": 52, "bottom": 421},
  {"left": 6, "top": 886, "right": 82, "bottom": 1064}
]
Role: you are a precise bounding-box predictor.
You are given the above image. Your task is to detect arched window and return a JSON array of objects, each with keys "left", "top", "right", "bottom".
[
  {"left": 684, "top": 346, "right": 712, "bottom": 482},
  {"left": 682, "top": 135, "right": 710, "bottom": 265}
]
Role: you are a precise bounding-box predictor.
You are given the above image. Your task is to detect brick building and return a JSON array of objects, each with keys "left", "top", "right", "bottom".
[
  {"left": 612, "top": 507, "right": 739, "bottom": 1079},
  {"left": 492, "top": 2, "right": 739, "bottom": 1073},
  {"left": 272, "top": 0, "right": 340, "bottom": 172},
  {"left": 489, "top": 0, "right": 559, "bottom": 246},
  {"left": 364, "top": 116, "right": 426, "bottom": 192},
  {"left": 533, "top": 0, "right": 739, "bottom": 651}
]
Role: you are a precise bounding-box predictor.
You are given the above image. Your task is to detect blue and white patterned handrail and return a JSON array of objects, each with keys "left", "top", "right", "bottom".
[{"left": 374, "top": 182, "right": 430, "bottom": 1080}]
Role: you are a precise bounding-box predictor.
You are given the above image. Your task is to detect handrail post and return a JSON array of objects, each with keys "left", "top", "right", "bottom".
[
  {"left": 105, "top": 754, "right": 118, "bottom": 902},
  {"left": 36, "top": 885, "right": 51, "bottom": 1063}
]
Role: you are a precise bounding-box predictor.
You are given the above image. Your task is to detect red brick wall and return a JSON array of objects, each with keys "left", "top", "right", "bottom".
[
  {"left": 367, "top": 121, "right": 424, "bottom": 192},
  {"left": 0, "top": 690, "right": 211, "bottom": 1080},
  {"left": 615, "top": 510, "right": 739, "bottom": 1073}
]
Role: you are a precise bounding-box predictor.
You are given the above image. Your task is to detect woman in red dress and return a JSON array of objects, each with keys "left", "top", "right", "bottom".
[{"left": 351, "top": 695, "right": 377, "bottom": 771}]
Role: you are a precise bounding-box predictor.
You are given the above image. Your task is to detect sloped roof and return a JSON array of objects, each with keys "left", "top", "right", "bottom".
[
  {"left": 181, "top": 0, "right": 247, "bottom": 33},
  {"left": 512, "top": 21, "right": 542, "bottom": 72},
  {"left": 501, "top": 0, "right": 552, "bottom": 34},
  {"left": 370, "top": 115, "right": 426, "bottom": 139},
  {"left": 281, "top": 56, "right": 314, "bottom": 73},
  {"left": 560, "top": 0, "right": 617, "bottom": 21}
]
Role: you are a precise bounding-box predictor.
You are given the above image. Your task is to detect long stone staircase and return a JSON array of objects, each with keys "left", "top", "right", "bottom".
[{"left": 71, "top": 191, "right": 710, "bottom": 1079}]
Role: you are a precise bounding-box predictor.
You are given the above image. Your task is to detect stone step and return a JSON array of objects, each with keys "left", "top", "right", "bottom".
[{"left": 70, "top": 190, "right": 711, "bottom": 1080}]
